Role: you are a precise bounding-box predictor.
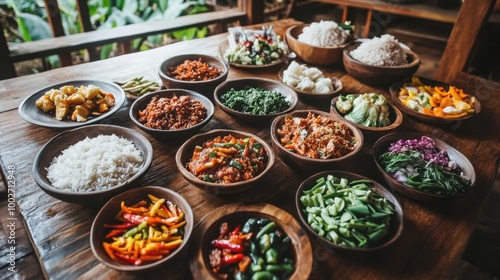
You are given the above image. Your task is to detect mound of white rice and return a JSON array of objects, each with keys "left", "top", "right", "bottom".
[
  {"left": 298, "top": 20, "right": 350, "bottom": 47},
  {"left": 47, "top": 134, "right": 143, "bottom": 192},
  {"left": 349, "top": 34, "right": 408, "bottom": 66}
]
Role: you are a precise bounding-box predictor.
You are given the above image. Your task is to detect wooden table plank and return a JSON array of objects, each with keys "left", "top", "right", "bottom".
[{"left": 0, "top": 18, "right": 499, "bottom": 280}]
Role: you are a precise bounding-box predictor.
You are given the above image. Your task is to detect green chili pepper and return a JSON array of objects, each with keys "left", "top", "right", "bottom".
[
  {"left": 256, "top": 222, "right": 276, "bottom": 239},
  {"left": 265, "top": 248, "right": 279, "bottom": 264}
]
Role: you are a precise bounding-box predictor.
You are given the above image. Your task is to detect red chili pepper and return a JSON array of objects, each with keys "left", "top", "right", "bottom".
[
  {"left": 105, "top": 229, "right": 125, "bottom": 239},
  {"left": 222, "top": 253, "right": 244, "bottom": 265},
  {"left": 115, "top": 252, "right": 142, "bottom": 266},
  {"left": 103, "top": 222, "right": 136, "bottom": 229},
  {"left": 231, "top": 225, "right": 241, "bottom": 236},
  {"left": 211, "top": 239, "right": 244, "bottom": 253}
]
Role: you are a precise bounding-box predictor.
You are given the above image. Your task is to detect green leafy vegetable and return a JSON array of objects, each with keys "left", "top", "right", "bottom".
[
  {"left": 336, "top": 93, "right": 391, "bottom": 127},
  {"left": 220, "top": 86, "right": 291, "bottom": 115}
]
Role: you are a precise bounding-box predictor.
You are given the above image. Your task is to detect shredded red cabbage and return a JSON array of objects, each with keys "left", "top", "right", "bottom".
[{"left": 388, "top": 136, "right": 450, "bottom": 167}]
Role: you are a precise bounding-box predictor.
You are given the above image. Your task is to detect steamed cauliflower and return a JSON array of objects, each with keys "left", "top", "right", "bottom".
[{"left": 282, "top": 61, "right": 334, "bottom": 94}]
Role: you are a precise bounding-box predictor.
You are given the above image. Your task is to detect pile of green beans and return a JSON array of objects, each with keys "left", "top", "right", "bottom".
[
  {"left": 299, "top": 175, "right": 396, "bottom": 249},
  {"left": 116, "top": 76, "right": 161, "bottom": 97}
]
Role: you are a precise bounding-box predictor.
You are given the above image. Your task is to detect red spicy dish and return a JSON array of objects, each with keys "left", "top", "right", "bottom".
[{"left": 186, "top": 134, "right": 268, "bottom": 184}]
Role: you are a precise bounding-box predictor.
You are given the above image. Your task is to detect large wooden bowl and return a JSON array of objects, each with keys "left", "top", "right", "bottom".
[
  {"left": 129, "top": 89, "right": 214, "bottom": 141},
  {"left": 330, "top": 94, "right": 403, "bottom": 142},
  {"left": 214, "top": 78, "right": 298, "bottom": 126},
  {"left": 389, "top": 76, "right": 481, "bottom": 125},
  {"left": 286, "top": 24, "right": 352, "bottom": 66},
  {"left": 158, "top": 54, "right": 229, "bottom": 96},
  {"left": 175, "top": 129, "right": 275, "bottom": 194},
  {"left": 270, "top": 110, "right": 363, "bottom": 176},
  {"left": 190, "top": 203, "right": 312, "bottom": 279},
  {"left": 343, "top": 42, "right": 420, "bottom": 86},
  {"left": 32, "top": 124, "right": 153, "bottom": 206},
  {"left": 296, "top": 171, "right": 404, "bottom": 253},
  {"left": 373, "top": 132, "right": 476, "bottom": 202},
  {"left": 90, "top": 186, "right": 194, "bottom": 274}
]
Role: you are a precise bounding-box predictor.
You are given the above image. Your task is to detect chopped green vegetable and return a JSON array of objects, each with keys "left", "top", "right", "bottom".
[
  {"left": 220, "top": 86, "right": 291, "bottom": 115},
  {"left": 336, "top": 93, "right": 391, "bottom": 127}
]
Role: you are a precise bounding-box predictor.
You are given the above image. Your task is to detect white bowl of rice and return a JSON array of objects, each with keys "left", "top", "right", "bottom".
[
  {"left": 286, "top": 22, "right": 354, "bottom": 66},
  {"left": 33, "top": 124, "right": 153, "bottom": 206},
  {"left": 343, "top": 35, "right": 420, "bottom": 86}
]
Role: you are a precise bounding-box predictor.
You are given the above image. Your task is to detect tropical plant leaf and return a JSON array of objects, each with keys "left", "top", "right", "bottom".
[
  {"left": 100, "top": 43, "right": 115, "bottom": 59},
  {"left": 122, "top": 0, "right": 139, "bottom": 15},
  {"left": 163, "top": 1, "right": 199, "bottom": 20},
  {"left": 158, "top": 0, "right": 168, "bottom": 13},
  {"left": 18, "top": 13, "right": 52, "bottom": 41}
]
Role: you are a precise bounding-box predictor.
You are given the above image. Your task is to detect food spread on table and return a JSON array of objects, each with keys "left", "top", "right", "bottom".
[
  {"left": 101, "top": 194, "right": 187, "bottom": 266},
  {"left": 208, "top": 217, "right": 295, "bottom": 279},
  {"left": 335, "top": 93, "right": 391, "bottom": 127},
  {"left": 397, "top": 76, "right": 477, "bottom": 119},
  {"left": 186, "top": 134, "right": 268, "bottom": 183},
  {"left": 35, "top": 84, "right": 115, "bottom": 122}
]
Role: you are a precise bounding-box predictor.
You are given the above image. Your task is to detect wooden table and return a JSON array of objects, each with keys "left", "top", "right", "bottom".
[{"left": 1, "top": 18, "right": 499, "bottom": 279}]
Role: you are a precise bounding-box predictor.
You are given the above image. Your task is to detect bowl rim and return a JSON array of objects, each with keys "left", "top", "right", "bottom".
[
  {"left": 90, "top": 185, "right": 194, "bottom": 271},
  {"left": 389, "top": 76, "right": 481, "bottom": 124},
  {"left": 129, "top": 88, "right": 215, "bottom": 133},
  {"left": 175, "top": 129, "right": 276, "bottom": 191},
  {"left": 214, "top": 77, "right": 299, "bottom": 118},
  {"left": 157, "top": 53, "right": 229, "bottom": 84},
  {"left": 270, "top": 109, "right": 364, "bottom": 164},
  {"left": 189, "top": 202, "right": 313, "bottom": 279},
  {"left": 277, "top": 67, "right": 343, "bottom": 97},
  {"left": 330, "top": 93, "right": 403, "bottom": 132},
  {"left": 286, "top": 23, "right": 354, "bottom": 50},
  {"left": 343, "top": 41, "right": 421, "bottom": 69},
  {"left": 372, "top": 132, "right": 476, "bottom": 200},
  {"left": 32, "top": 124, "right": 153, "bottom": 198},
  {"left": 295, "top": 170, "right": 404, "bottom": 252}
]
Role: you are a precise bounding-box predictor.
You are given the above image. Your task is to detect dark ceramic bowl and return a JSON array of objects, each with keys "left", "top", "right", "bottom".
[
  {"left": 330, "top": 94, "right": 403, "bottom": 142},
  {"left": 33, "top": 124, "right": 153, "bottom": 205},
  {"left": 214, "top": 78, "right": 298, "bottom": 126},
  {"left": 18, "top": 79, "right": 126, "bottom": 129},
  {"left": 373, "top": 132, "right": 476, "bottom": 202},
  {"left": 270, "top": 110, "right": 363, "bottom": 175},
  {"left": 343, "top": 42, "right": 420, "bottom": 86},
  {"left": 90, "top": 186, "right": 194, "bottom": 272},
  {"left": 296, "top": 170, "right": 403, "bottom": 253},
  {"left": 286, "top": 24, "right": 353, "bottom": 66},
  {"left": 129, "top": 89, "right": 214, "bottom": 141},
  {"left": 389, "top": 76, "right": 481, "bottom": 125},
  {"left": 158, "top": 54, "right": 229, "bottom": 96},
  {"left": 175, "top": 129, "right": 275, "bottom": 194},
  {"left": 190, "top": 202, "right": 312, "bottom": 279}
]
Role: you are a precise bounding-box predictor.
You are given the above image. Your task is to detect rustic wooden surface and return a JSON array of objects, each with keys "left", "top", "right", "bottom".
[{"left": 0, "top": 18, "right": 499, "bottom": 279}]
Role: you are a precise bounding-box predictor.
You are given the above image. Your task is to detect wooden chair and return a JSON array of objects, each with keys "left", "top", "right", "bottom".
[{"left": 435, "top": 0, "right": 499, "bottom": 93}]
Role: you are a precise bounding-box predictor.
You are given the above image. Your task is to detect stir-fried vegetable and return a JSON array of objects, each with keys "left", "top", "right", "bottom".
[
  {"left": 208, "top": 218, "right": 295, "bottom": 279},
  {"left": 220, "top": 86, "right": 291, "bottom": 115},
  {"left": 186, "top": 135, "right": 268, "bottom": 183},
  {"left": 378, "top": 136, "right": 472, "bottom": 196},
  {"left": 397, "top": 76, "right": 476, "bottom": 119},
  {"left": 299, "top": 175, "right": 396, "bottom": 248},
  {"left": 102, "top": 194, "right": 186, "bottom": 266},
  {"left": 116, "top": 76, "right": 161, "bottom": 97},
  {"left": 336, "top": 93, "right": 391, "bottom": 127}
]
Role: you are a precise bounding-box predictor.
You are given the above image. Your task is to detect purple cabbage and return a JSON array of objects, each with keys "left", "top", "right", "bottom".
[{"left": 388, "top": 136, "right": 450, "bottom": 168}]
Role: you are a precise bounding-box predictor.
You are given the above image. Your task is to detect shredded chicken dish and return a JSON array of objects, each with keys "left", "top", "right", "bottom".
[
  {"left": 187, "top": 135, "right": 268, "bottom": 184},
  {"left": 277, "top": 112, "right": 357, "bottom": 159}
]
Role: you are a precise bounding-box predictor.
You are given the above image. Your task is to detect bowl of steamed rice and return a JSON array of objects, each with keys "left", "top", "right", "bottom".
[
  {"left": 286, "top": 21, "right": 354, "bottom": 66},
  {"left": 343, "top": 35, "right": 420, "bottom": 86},
  {"left": 33, "top": 124, "right": 153, "bottom": 205}
]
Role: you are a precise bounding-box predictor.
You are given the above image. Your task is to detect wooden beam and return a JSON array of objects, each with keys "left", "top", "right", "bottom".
[
  {"left": 239, "top": 0, "right": 264, "bottom": 25},
  {"left": 43, "top": 0, "right": 73, "bottom": 66},
  {"left": 75, "top": 0, "right": 99, "bottom": 61},
  {"left": 0, "top": 32, "right": 16, "bottom": 80}
]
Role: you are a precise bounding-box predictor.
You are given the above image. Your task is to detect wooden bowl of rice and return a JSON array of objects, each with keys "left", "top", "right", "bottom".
[
  {"left": 343, "top": 41, "right": 421, "bottom": 86},
  {"left": 286, "top": 24, "right": 353, "bottom": 66},
  {"left": 33, "top": 124, "right": 153, "bottom": 206}
]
